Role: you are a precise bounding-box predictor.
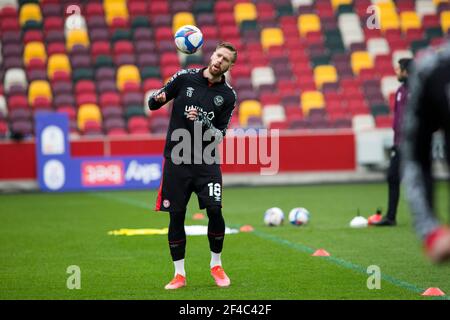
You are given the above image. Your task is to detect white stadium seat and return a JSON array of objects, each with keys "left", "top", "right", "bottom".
[
  {"left": 416, "top": 0, "right": 437, "bottom": 18},
  {"left": 64, "top": 14, "right": 87, "bottom": 36},
  {"left": 0, "top": 0, "right": 18, "bottom": 9},
  {"left": 367, "top": 38, "right": 391, "bottom": 58},
  {"left": 290, "top": 0, "right": 313, "bottom": 11},
  {"left": 251, "top": 66, "right": 275, "bottom": 89},
  {"left": 4, "top": 68, "right": 28, "bottom": 93},
  {"left": 352, "top": 114, "right": 375, "bottom": 132},
  {"left": 338, "top": 13, "right": 365, "bottom": 49},
  {"left": 0, "top": 95, "right": 7, "bottom": 116},
  {"left": 262, "top": 104, "right": 286, "bottom": 127},
  {"left": 381, "top": 76, "right": 400, "bottom": 101},
  {"left": 391, "top": 50, "right": 413, "bottom": 69}
]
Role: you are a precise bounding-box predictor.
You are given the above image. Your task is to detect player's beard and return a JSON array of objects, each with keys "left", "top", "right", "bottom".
[{"left": 209, "top": 62, "right": 227, "bottom": 77}]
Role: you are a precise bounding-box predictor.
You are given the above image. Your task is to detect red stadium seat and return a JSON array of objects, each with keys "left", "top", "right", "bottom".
[
  {"left": 143, "top": 78, "right": 163, "bottom": 92},
  {"left": 107, "top": 127, "right": 128, "bottom": 136},
  {"left": 8, "top": 95, "right": 29, "bottom": 110},
  {"left": 99, "top": 92, "right": 121, "bottom": 108},
  {"left": 23, "top": 30, "right": 44, "bottom": 44},
  {"left": 85, "top": 3, "right": 104, "bottom": 17},
  {"left": 375, "top": 115, "right": 393, "bottom": 128},
  {"left": 91, "top": 41, "right": 111, "bottom": 58},
  {"left": 47, "top": 42, "right": 66, "bottom": 55},
  {"left": 76, "top": 93, "right": 98, "bottom": 107},
  {"left": 148, "top": 1, "right": 169, "bottom": 15},
  {"left": 75, "top": 80, "right": 96, "bottom": 95},
  {"left": 128, "top": 1, "right": 147, "bottom": 18}
]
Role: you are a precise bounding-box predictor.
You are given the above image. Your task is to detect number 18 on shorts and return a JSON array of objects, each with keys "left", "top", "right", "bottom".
[{"left": 155, "top": 161, "right": 223, "bottom": 212}]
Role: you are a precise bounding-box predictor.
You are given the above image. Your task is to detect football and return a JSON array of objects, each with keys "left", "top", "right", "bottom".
[
  {"left": 174, "top": 25, "right": 204, "bottom": 54},
  {"left": 264, "top": 207, "right": 284, "bottom": 226},
  {"left": 288, "top": 207, "right": 310, "bottom": 226}
]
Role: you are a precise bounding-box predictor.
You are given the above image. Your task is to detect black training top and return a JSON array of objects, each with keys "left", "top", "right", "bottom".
[
  {"left": 148, "top": 68, "right": 237, "bottom": 163},
  {"left": 402, "top": 41, "right": 450, "bottom": 239}
]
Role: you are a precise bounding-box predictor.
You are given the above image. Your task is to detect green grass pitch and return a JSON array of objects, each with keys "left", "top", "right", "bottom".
[{"left": 0, "top": 182, "right": 449, "bottom": 300}]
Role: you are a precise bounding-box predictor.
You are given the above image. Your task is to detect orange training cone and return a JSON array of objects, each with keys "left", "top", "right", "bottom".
[
  {"left": 192, "top": 213, "right": 205, "bottom": 220},
  {"left": 239, "top": 225, "right": 254, "bottom": 232},
  {"left": 312, "top": 249, "right": 330, "bottom": 257},
  {"left": 422, "top": 287, "right": 445, "bottom": 296}
]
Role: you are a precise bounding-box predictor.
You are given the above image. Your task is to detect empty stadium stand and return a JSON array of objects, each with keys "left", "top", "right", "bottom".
[{"left": 1, "top": 0, "right": 450, "bottom": 138}]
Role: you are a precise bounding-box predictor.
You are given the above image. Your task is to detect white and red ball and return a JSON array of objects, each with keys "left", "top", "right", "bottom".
[
  {"left": 174, "top": 25, "right": 204, "bottom": 54},
  {"left": 288, "top": 207, "right": 310, "bottom": 226},
  {"left": 264, "top": 207, "right": 285, "bottom": 227}
]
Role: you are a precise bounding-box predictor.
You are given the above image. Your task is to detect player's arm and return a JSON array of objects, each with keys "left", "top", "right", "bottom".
[
  {"left": 402, "top": 62, "right": 440, "bottom": 240},
  {"left": 148, "top": 70, "right": 185, "bottom": 110}
]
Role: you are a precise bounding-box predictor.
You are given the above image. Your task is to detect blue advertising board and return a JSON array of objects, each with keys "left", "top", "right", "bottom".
[{"left": 35, "top": 112, "right": 163, "bottom": 192}]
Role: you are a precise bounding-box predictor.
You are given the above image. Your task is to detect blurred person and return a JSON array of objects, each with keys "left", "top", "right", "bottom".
[
  {"left": 402, "top": 42, "right": 450, "bottom": 263},
  {"left": 373, "top": 58, "right": 412, "bottom": 226},
  {"left": 148, "top": 42, "right": 237, "bottom": 288}
]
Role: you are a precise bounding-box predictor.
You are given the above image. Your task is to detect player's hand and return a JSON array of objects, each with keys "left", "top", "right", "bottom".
[
  {"left": 154, "top": 92, "right": 166, "bottom": 103},
  {"left": 186, "top": 109, "right": 198, "bottom": 121}
]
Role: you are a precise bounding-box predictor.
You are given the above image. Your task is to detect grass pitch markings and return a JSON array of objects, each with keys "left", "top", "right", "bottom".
[{"left": 90, "top": 192, "right": 449, "bottom": 300}]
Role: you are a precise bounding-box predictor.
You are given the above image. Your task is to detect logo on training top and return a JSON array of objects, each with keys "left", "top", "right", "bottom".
[
  {"left": 186, "top": 87, "right": 194, "bottom": 97},
  {"left": 214, "top": 95, "right": 224, "bottom": 106},
  {"left": 163, "top": 199, "right": 170, "bottom": 208},
  {"left": 185, "top": 105, "right": 215, "bottom": 120}
]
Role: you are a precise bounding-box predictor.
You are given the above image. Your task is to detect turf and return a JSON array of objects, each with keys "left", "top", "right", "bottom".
[{"left": 0, "top": 182, "right": 449, "bottom": 300}]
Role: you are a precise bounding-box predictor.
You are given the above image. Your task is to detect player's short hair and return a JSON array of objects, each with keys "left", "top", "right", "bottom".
[
  {"left": 216, "top": 42, "right": 237, "bottom": 63},
  {"left": 398, "top": 58, "right": 412, "bottom": 73}
]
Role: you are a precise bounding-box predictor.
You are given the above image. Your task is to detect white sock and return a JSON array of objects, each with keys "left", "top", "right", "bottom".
[
  {"left": 210, "top": 252, "right": 222, "bottom": 268},
  {"left": 173, "top": 259, "right": 185, "bottom": 277}
]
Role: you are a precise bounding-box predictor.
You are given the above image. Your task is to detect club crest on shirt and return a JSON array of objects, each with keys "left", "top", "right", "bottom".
[
  {"left": 186, "top": 87, "right": 194, "bottom": 97},
  {"left": 163, "top": 199, "right": 170, "bottom": 208},
  {"left": 214, "top": 95, "right": 224, "bottom": 106}
]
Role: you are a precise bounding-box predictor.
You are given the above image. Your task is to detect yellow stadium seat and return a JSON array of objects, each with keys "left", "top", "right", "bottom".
[
  {"left": 104, "top": 1, "right": 129, "bottom": 25},
  {"left": 298, "top": 14, "right": 321, "bottom": 37},
  {"left": 103, "top": 0, "right": 127, "bottom": 5},
  {"left": 117, "top": 65, "right": 141, "bottom": 91},
  {"left": 301, "top": 91, "right": 325, "bottom": 116},
  {"left": 66, "top": 30, "right": 90, "bottom": 51},
  {"left": 47, "top": 54, "right": 71, "bottom": 80},
  {"left": 78, "top": 104, "right": 102, "bottom": 131},
  {"left": 314, "top": 65, "right": 338, "bottom": 89},
  {"left": 441, "top": 11, "right": 450, "bottom": 34},
  {"left": 377, "top": 1, "right": 396, "bottom": 11},
  {"left": 400, "top": 11, "right": 421, "bottom": 33},
  {"left": 28, "top": 80, "right": 52, "bottom": 106},
  {"left": 19, "top": 3, "right": 42, "bottom": 26},
  {"left": 23, "top": 41, "right": 47, "bottom": 66},
  {"left": 239, "top": 100, "right": 262, "bottom": 126},
  {"left": 234, "top": 3, "right": 257, "bottom": 25},
  {"left": 173, "top": 12, "right": 196, "bottom": 34},
  {"left": 434, "top": 0, "right": 450, "bottom": 5},
  {"left": 261, "top": 28, "right": 284, "bottom": 50},
  {"left": 66, "top": 31, "right": 89, "bottom": 51},
  {"left": 331, "top": 0, "right": 353, "bottom": 10},
  {"left": 381, "top": 13, "right": 400, "bottom": 32},
  {"left": 351, "top": 51, "right": 374, "bottom": 75},
  {"left": 375, "top": 1, "right": 400, "bottom": 33}
]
